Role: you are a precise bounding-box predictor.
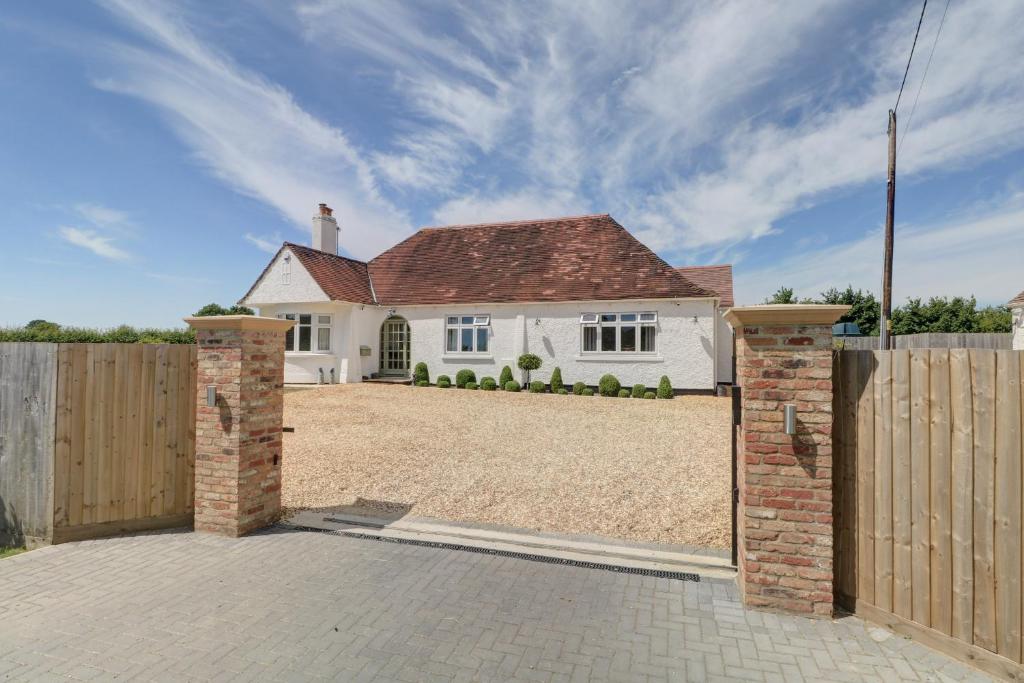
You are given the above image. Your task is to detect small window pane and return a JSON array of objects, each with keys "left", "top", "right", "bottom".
[
  {"left": 621, "top": 326, "right": 636, "bottom": 352},
  {"left": 446, "top": 329, "right": 458, "bottom": 352},
  {"left": 641, "top": 325, "right": 656, "bottom": 352},
  {"left": 285, "top": 327, "right": 295, "bottom": 351},
  {"left": 476, "top": 327, "right": 488, "bottom": 352},
  {"left": 620, "top": 313, "right": 637, "bottom": 322},
  {"left": 639, "top": 312, "right": 657, "bottom": 322},
  {"left": 284, "top": 313, "right": 296, "bottom": 320},
  {"left": 299, "top": 314, "right": 311, "bottom": 325},
  {"left": 473, "top": 315, "right": 489, "bottom": 325},
  {"left": 580, "top": 313, "right": 598, "bottom": 324},
  {"left": 461, "top": 316, "right": 474, "bottom": 325},
  {"left": 299, "top": 325, "right": 312, "bottom": 351},
  {"left": 447, "top": 316, "right": 458, "bottom": 325},
  {"left": 583, "top": 326, "right": 597, "bottom": 352},
  {"left": 318, "top": 315, "right": 331, "bottom": 325},
  {"left": 601, "top": 326, "right": 616, "bottom": 351},
  {"left": 600, "top": 314, "right": 616, "bottom": 322},
  {"left": 461, "top": 328, "right": 474, "bottom": 352},
  {"left": 317, "top": 328, "right": 330, "bottom": 351}
]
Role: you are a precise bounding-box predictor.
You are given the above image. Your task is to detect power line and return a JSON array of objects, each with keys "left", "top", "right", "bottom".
[
  {"left": 898, "top": 0, "right": 952, "bottom": 154},
  {"left": 894, "top": 0, "right": 929, "bottom": 113}
]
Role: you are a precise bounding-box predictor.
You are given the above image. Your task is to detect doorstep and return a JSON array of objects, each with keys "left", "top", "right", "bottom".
[{"left": 283, "top": 509, "right": 736, "bottom": 581}]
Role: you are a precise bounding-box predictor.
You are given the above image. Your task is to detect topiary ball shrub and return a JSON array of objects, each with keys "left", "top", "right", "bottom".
[
  {"left": 631, "top": 383, "right": 645, "bottom": 399},
  {"left": 572, "top": 381, "right": 587, "bottom": 395},
  {"left": 499, "top": 365, "right": 514, "bottom": 388},
  {"left": 480, "top": 376, "right": 497, "bottom": 391},
  {"left": 550, "top": 367, "right": 564, "bottom": 394},
  {"left": 617, "top": 388, "right": 631, "bottom": 398},
  {"left": 557, "top": 388, "right": 569, "bottom": 395},
  {"left": 657, "top": 375, "right": 673, "bottom": 399},
  {"left": 437, "top": 375, "right": 451, "bottom": 388},
  {"left": 581, "top": 387, "right": 595, "bottom": 396},
  {"left": 455, "top": 368, "right": 476, "bottom": 388},
  {"left": 517, "top": 353, "right": 543, "bottom": 384},
  {"left": 598, "top": 374, "right": 621, "bottom": 397},
  {"left": 413, "top": 362, "right": 429, "bottom": 385},
  {"left": 504, "top": 380, "right": 521, "bottom": 392},
  {"left": 528, "top": 381, "right": 545, "bottom": 393},
  {"left": 643, "top": 391, "right": 656, "bottom": 399},
  {"left": 465, "top": 381, "right": 478, "bottom": 390},
  {"left": 416, "top": 380, "right": 429, "bottom": 387}
]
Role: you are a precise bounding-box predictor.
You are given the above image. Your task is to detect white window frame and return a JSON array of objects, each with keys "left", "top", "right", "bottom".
[
  {"left": 276, "top": 312, "right": 332, "bottom": 353},
  {"left": 445, "top": 314, "right": 490, "bottom": 354},
  {"left": 281, "top": 254, "right": 291, "bottom": 284},
  {"left": 580, "top": 312, "right": 657, "bottom": 354}
]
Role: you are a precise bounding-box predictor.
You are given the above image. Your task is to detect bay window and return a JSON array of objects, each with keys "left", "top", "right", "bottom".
[
  {"left": 446, "top": 314, "right": 490, "bottom": 353},
  {"left": 276, "top": 313, "right": 332, "bottom": 352},
  {"left": 581, "top": 312, "right": 656, "bottom": 353}
]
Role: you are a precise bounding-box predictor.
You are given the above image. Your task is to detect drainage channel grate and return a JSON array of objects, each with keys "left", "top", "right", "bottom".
[{"left": 281, "top": 524, "right": 700, "bottom": 582}]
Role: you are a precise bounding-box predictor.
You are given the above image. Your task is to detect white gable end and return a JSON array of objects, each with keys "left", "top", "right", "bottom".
[{"left": 243, "top": 247, "right": 330, "bottom": 305}]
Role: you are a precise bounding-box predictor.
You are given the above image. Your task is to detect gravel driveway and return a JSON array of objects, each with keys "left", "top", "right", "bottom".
[{"left": 282, "top": 383, "right": 732, "bottom": 548}]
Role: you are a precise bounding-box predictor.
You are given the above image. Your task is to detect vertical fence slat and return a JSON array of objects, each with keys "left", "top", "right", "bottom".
[
  {"left": 163, "top": 347, "right": 180, "bottom": 516},
  {"left": 994, "top": 350, "right": 1022, "bottom": 662},
  {"left": 53, "top": 346, "right": 73, "bottom": 529},
  {"left": 174, "top": 346, "right": 190, "bottom": 516},
  {"left": 123, "top": 345, "right": 142, "bottom": 520},
  {"left": 910, "top": 349, "right": 931, "bottom": 627},
  {"left": 140, "top": 345, "right": 156, "bottom": 518},
  {"left": 892, "top": 350, "right": 913, "bottom": 619},
  {"left": 971, "top": 349, "right": 997, "bottom": 652},
  {"left": 856, "top": 351, "right": 876, "bottom": 605},
  {"left": 929, "top": 349, "right": 953, "bottom": 636},
  {"left": 950, "top": 349, "right": 975, "bottom": 644},
  {"left": 874, "top": 350, "right": 894, "bottom": 612},
  {"left": 186, "top": 345, "right": 197, "bottom": 512},
  {"left": 82, "top": 345, "right": 98, "bottom": 525}
]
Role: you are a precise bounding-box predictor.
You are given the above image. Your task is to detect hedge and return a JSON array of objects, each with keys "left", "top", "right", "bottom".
[
  {"left": 580, "top": 387, "right": 594, "bottom": 396},
  {"left": 643, "top": 391, "right": 656, "bottom": 399},
  {"left": 416, "top": 380, "right": 429, "bottom": 387},
  {"left": 617, "top": 388, "right": 630, "bottom": 398},
  {"left": 455, "top": 369, "right": 476, "bottom": 388},
  {"left": 413, "top": 362, "right": 429, "bottom": 384},
  {"left": 631, "top": 383, "right": 646, "bottom": 399},
  {"left": 480, "top": 376, "right": 498, "bottom": 391},
  {"left": 504, "top": 380, "right": 521, "bottom": 392},
  {"left": 437, "top": 375, "right": 452, "bottom": 388},
  {"left": 0, "top": 325, "right": 196, "bottom": 344},
  {"left": 598, "top": 374, "right": 621, "bottom": 397},
  {"left": 465, "top": 381, "right": 478, "bottom": 390},
  {"left": 557, "top": 388, "right": 569, "bottom": 395},
  {"left": 572, "top": 381, "right": 587, "bottom": 395},
  {"left": 528, "top": 381, "right": 545, "bottom": 393}
]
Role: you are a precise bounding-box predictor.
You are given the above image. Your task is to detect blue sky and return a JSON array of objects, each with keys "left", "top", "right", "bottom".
[{"left": 1, "top": 1, "right": 1023, "bottom": 328}]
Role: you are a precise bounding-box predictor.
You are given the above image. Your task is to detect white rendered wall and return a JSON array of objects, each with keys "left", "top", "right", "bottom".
[
  {"left": 243, "top": 247, "right": 330, "bottom": 306},
  {"left": 255, "top": 301, "right": 351, "bottom": 384},
  {"left": 716, "top": 310, "right": 734, "bottom": 384},
  {"left": 1014, "top": 306, "right": 1024, "bottom": 350}
]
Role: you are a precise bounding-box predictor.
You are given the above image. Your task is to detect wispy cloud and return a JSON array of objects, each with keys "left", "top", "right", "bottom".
[
  {"left": 95, "top": 0, "right": 411, "bottom": 259},
  {"left": 59, "top": 226, "right": 131, "bottom": 261},
  {"left": 244, "top": 232, "right": 284, "bottom": 254},
  {"left": 73, "top": 202, "right": 134, "bottom": 235}
]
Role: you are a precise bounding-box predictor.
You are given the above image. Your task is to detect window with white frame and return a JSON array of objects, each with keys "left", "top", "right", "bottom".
[
  {"left": 580, "top": 312, "right": 656, "bottom": 353},
  {"left": 281, "top": 254, "right": 291, "bottom": 284},
  {"left": 445, "top": 314, "right": 490, "bottom": 353},
  {"left": 277, "top": 313, "right": 332, "bottom": 352}
]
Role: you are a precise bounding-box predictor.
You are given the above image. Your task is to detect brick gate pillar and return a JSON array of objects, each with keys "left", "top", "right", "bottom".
[
  {"left": 724, "top": 304, "right": 849, "bottom": 617},
  {"left": 185, "top": 315, "right": 294, "bottom": 537}
]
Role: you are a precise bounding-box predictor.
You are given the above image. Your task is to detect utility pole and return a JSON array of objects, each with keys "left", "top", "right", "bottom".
[{"left": 880, "top": 109, "right": 896, "bottom": 351}]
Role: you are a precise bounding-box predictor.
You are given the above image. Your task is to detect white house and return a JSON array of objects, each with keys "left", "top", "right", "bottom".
[
  {"left": 1011, "top": 290, "right": 1024, "bottom": 350},
  {"left": 240, "top": 205, "right": 735, "bottom": 390}
]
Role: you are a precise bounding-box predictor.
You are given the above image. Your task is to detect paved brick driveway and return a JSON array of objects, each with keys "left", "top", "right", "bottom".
[{"left": 0, "top": 529, "right": 991, "bottom": 682}]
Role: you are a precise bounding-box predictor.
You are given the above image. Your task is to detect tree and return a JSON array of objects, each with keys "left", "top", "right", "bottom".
[
  {"left": 764, "top": 286, "right": 798, "bottom": 304},
  {"left": 977, "top": 305, "right": 1012, "bottom": 333},
  {"left": 890, "top": 296, "right": 982, "bottom": 335},
  {"left": 517, "top": 353, "right": 542, "bottom": 385},
  {"left": 819, "top": 286, "right": 880, "bottom": 336},
  {"left": 25, "top": 319, "right": 60, "bottom": 334},
  {"left": 193, "top": 303, "right": 255, "bottom": 317}
]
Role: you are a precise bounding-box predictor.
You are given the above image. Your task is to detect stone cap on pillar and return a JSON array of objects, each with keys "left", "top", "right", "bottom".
[
  {"left": 183, "top": 315, "right": 296, "bottom": 332},
  {"left": 724, "top": 304, "right": 850, "bottom": 328}
]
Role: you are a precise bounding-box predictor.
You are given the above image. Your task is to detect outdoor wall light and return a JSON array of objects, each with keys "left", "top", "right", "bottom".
[
  {"left": 206, "top": 385, "right": 217, "bottom": 407},
  {"left": 535, "top": 318, "right": 541, "bottom": 325},
  {"left": 783, "top": 403, "right": 797, "bottom": 435}
]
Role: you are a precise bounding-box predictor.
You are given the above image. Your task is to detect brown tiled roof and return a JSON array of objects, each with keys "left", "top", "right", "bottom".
[
  {"left": 676, "top": 265, "right": 734, "bottom": 307},
  {"left": 285, "top": 243, "right": 376, "bottom": 304},
  {"left": 1010, "top": 290, "right": 1024, "bottom": 308},
  {"left": 366, "top": 214, "right": 715, "bottom": 305}
]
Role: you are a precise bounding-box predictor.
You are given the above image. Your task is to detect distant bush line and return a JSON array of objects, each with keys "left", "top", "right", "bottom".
[{"left": 0, "top": 325, "right": 196, "bottom": 344}]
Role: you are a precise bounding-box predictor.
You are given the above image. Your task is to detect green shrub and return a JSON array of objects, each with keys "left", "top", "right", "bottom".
[
  {"left": 581, "top": 387, "right": 594, "bottom": 396},
  {"left": 0, "top": 325, "right": 196, "bottom": 344},
  {"left": 657, "top": 375, "right": 673, "bottom": 399},
  {"left": 194, "top": 303, "right": 255, "bottom": 316},
  {"left": 528, "top": 381, "right": 545, "bottom": 393},
  {"left": 455, "top": 369, "right": 476, "bottom": 388},
  {"left": 598, "top": 374, "right": 621, "bottom": 397},
  {"left": 413, "top": 362, "right": 429, "bottom": 384},
  {"left": 504, "top": 380, "right": 521, "bottom": 392},
  {"left": 517, "top": 353, "right": 543, "bottom": 384},
  {"left": 631, "top": 384, "right": 646, "bottom": 399},
  {"left": 643, "top": 391, "right": 656, "bottom": 399},
  {"left": 557, "top": 388, "right": 568, "bottom": 395},
  {"left": 480, "top": 376, "right": 497, "bottom": 391},
  {"left": 499, "top": 365, "right": 514, "bottom": 388},
  {"left": 416, "top": 380, "right": 429, "bottom": 387},
  {"left": 572, "top": 381, "right": 587, "bottom": 395},
  {"left": 549, "top": 367, "right": 564, "bottom": 394},
  {"left": 437, "top": 375, "right": 451, "bottom": 388},
  {"left": 617, "top": 388, "right": 630, "bottom": 398},
  {"left": 465, "top": 381, "right": 478, "bottom": 390}
]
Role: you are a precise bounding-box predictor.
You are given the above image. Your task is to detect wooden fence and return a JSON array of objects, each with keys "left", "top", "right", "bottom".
[
  {"left": 834, "top": 349, "right": 1024, "bottom": 680},
  {"left": 0, "top": 343, "right": 197, "bottom": 545},
  {"left": 840, "top": 333, "right": 1011, "bottom": 350}
]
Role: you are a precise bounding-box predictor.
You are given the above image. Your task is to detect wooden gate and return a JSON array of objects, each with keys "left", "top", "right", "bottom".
[{"left": 834, "top": 349, "right": 1023, "bottom": 680}]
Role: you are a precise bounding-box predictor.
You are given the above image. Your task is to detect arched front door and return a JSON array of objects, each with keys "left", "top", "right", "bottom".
[{"left": 379, "top": 316, "right": 410, "bottom": 377}]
